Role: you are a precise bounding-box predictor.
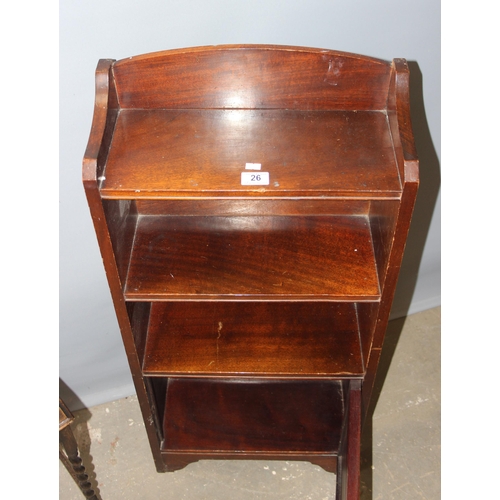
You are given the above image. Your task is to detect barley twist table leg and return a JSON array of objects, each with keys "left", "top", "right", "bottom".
[{"left": 59, "top": 424, "right": 99, "bottom": 500}]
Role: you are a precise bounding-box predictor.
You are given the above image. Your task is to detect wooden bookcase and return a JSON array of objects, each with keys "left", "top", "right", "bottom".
[{"left": 83, "top": 45, "right": 418, "bottom": 499}]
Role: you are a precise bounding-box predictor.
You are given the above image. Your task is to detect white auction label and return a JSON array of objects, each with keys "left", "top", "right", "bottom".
[
  {"left": 241, "top": 172, "right": 269, "bottom": 185},
  {"left": 245, "top": 163, "right": 262, "bottom": 170}
]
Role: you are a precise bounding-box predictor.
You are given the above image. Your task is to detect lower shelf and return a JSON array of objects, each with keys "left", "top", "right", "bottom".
[{"left": 162, "top": 378, "right": 345, "bottom": 456}]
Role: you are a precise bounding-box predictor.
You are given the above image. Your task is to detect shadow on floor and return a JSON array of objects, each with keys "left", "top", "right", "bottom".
[{"left": 360, "top": 315, "right": 408, "bottom": 499}]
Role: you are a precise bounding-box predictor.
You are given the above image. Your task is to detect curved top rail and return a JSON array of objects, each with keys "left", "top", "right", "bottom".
[{"left": 111, "top": 45, "right": 392, "bottom": 111}]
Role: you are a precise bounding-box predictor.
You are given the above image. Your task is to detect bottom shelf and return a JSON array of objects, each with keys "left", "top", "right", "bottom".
[{"left": 162, "top": 378, "right": 345, "bottom": 456}]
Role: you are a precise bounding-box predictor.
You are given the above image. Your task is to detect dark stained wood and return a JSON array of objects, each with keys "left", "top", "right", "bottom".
[
  {"left": 59, "top": 400, "right": 99, "bottom": 500},
  {"left": 135, "top": 199, "right": 370, "bottom": 217},
  {"left": 83, "top": 45, "right": 419, "bottom": 494},
  {"left": 144, "top": 377, "right": 168, "bottom": 446},
  {"left": 361, "top": 60, "right": 419, "bottom": 420},
  {"left": 127, "top": 301, "right": 151, "bottom": 363},
  {"left": 101, "top": 109, "right": 400, "bottom": 199},
  {"left": 388, "top": 59, "right": 418, "bottom": 162},
  {"left": 356, "top": 302, "right": 380, "bottom": 368},
  {"left": 142, "top": 302, "right": 363, "bottom": 377},
  {"left": 112, "top": 45, "right": 391, "bottom": 110},
  {"left": 125, "top": 215, "right": 380, "bottom": 301},
  {"left": 59, "top": 398, "right": 74, "bottom": 431},
  {"left": 82, "top": 59, "right": 168, "bottom": 472},
  {"left": 82, "top": 59, "right": 118, "bottom": 184},
  {"left": 102, "top": 199, "right": 138, "bottom": 284},
  {"left": 362, "top": 348, "right": 381, "bottom": 415},
  {"left": 163, "top": 379, "right": 345, "bottom": 454},
  {"left": 369, "top": 199, "right": 400, "bottom": 289},
  {"left": 346, "top": 380, "right": 362, "bottom": 499},
  {"left": 336, "top": 380, "right": 349, "bottom": 499},
  {"left": 335, "top": 379, "right": 361, "bottom": 500},
  {"left": 371, "top": 164, "right": 418, "bottom": 351}
]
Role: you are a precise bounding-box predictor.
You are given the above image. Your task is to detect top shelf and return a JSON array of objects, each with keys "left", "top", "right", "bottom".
[
  {"left": 100, "top": 109, "right": 401, "bottom": 199},
  {"left": 85, "top": 47, "right": 418, "bottom": 200}
]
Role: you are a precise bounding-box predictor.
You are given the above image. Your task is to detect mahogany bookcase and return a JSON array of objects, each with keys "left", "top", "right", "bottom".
[{"left": 83, "top": 45, "right": 418, "bottom": 499}]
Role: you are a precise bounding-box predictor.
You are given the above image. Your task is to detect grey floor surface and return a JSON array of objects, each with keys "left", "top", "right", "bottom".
[{"left": 59, "top": 306, "right": 440, "bottom": 499}]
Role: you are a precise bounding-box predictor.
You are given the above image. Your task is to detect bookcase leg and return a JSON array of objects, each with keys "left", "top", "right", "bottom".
[
  {"left": 336, "top": 454, "right": 346, "bottom": 499},
  {"left": 346, "top": 381, "right": 362, "bottom": 499},
  {"left": 336, "top": 380, "right": 362, "bottom": 499}
]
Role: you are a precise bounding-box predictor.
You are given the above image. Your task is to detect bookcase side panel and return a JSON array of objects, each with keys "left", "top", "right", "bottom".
[
  {"left": 82, "top": 60, "right": 167, "bottom": 471},
  {"left": 101, "top": 199, "right": 138, "bottom": 285}
]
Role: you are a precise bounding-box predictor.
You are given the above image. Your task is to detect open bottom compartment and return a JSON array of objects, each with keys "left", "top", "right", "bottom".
[
  {"left": 157, "top": 377, "right": 361, "bottom": 483},
  {"left": 162, "top": 378, "right": 344, "bottom": 455}
]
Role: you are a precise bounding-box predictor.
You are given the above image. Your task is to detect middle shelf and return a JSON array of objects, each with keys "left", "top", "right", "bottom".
[
  {"left": 141, "top": 301, "right": 365, "bottom": 378},
  {"left": 124, "top": 214, "right": 380, "bottom": 301}
]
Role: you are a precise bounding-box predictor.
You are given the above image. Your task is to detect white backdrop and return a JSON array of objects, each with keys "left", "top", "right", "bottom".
[{"left": 59, "top": 0, "right": 441, "bottom": 410}]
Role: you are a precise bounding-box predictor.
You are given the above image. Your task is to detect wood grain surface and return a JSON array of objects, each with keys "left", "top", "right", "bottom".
[
  {"left": 101, "top": 109, "right": 400, "bottom": 199},
  {"left": 142, "top": 302, "right": 364, "bottom": 377},
  {"left": 124, "top": 215, "right": 380, "bottom": 301}
]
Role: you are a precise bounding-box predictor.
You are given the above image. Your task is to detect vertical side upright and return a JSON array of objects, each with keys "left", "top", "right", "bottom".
[
  {"left": 363, "top": 58, "right": 420, "bottom": 417},
  {"left": 346, "top": 380, "right": 362, "bottom": 499},
  {"left": 336, "top": 380, "right": 362, "bottom": 500},
  {"left": 82, "top": 59, "right": 166, "bottom": 471}
]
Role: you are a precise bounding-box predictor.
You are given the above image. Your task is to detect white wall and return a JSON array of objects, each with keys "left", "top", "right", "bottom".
[{"left": 60, "top": 0, "right": 440, "bottom": 410}]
